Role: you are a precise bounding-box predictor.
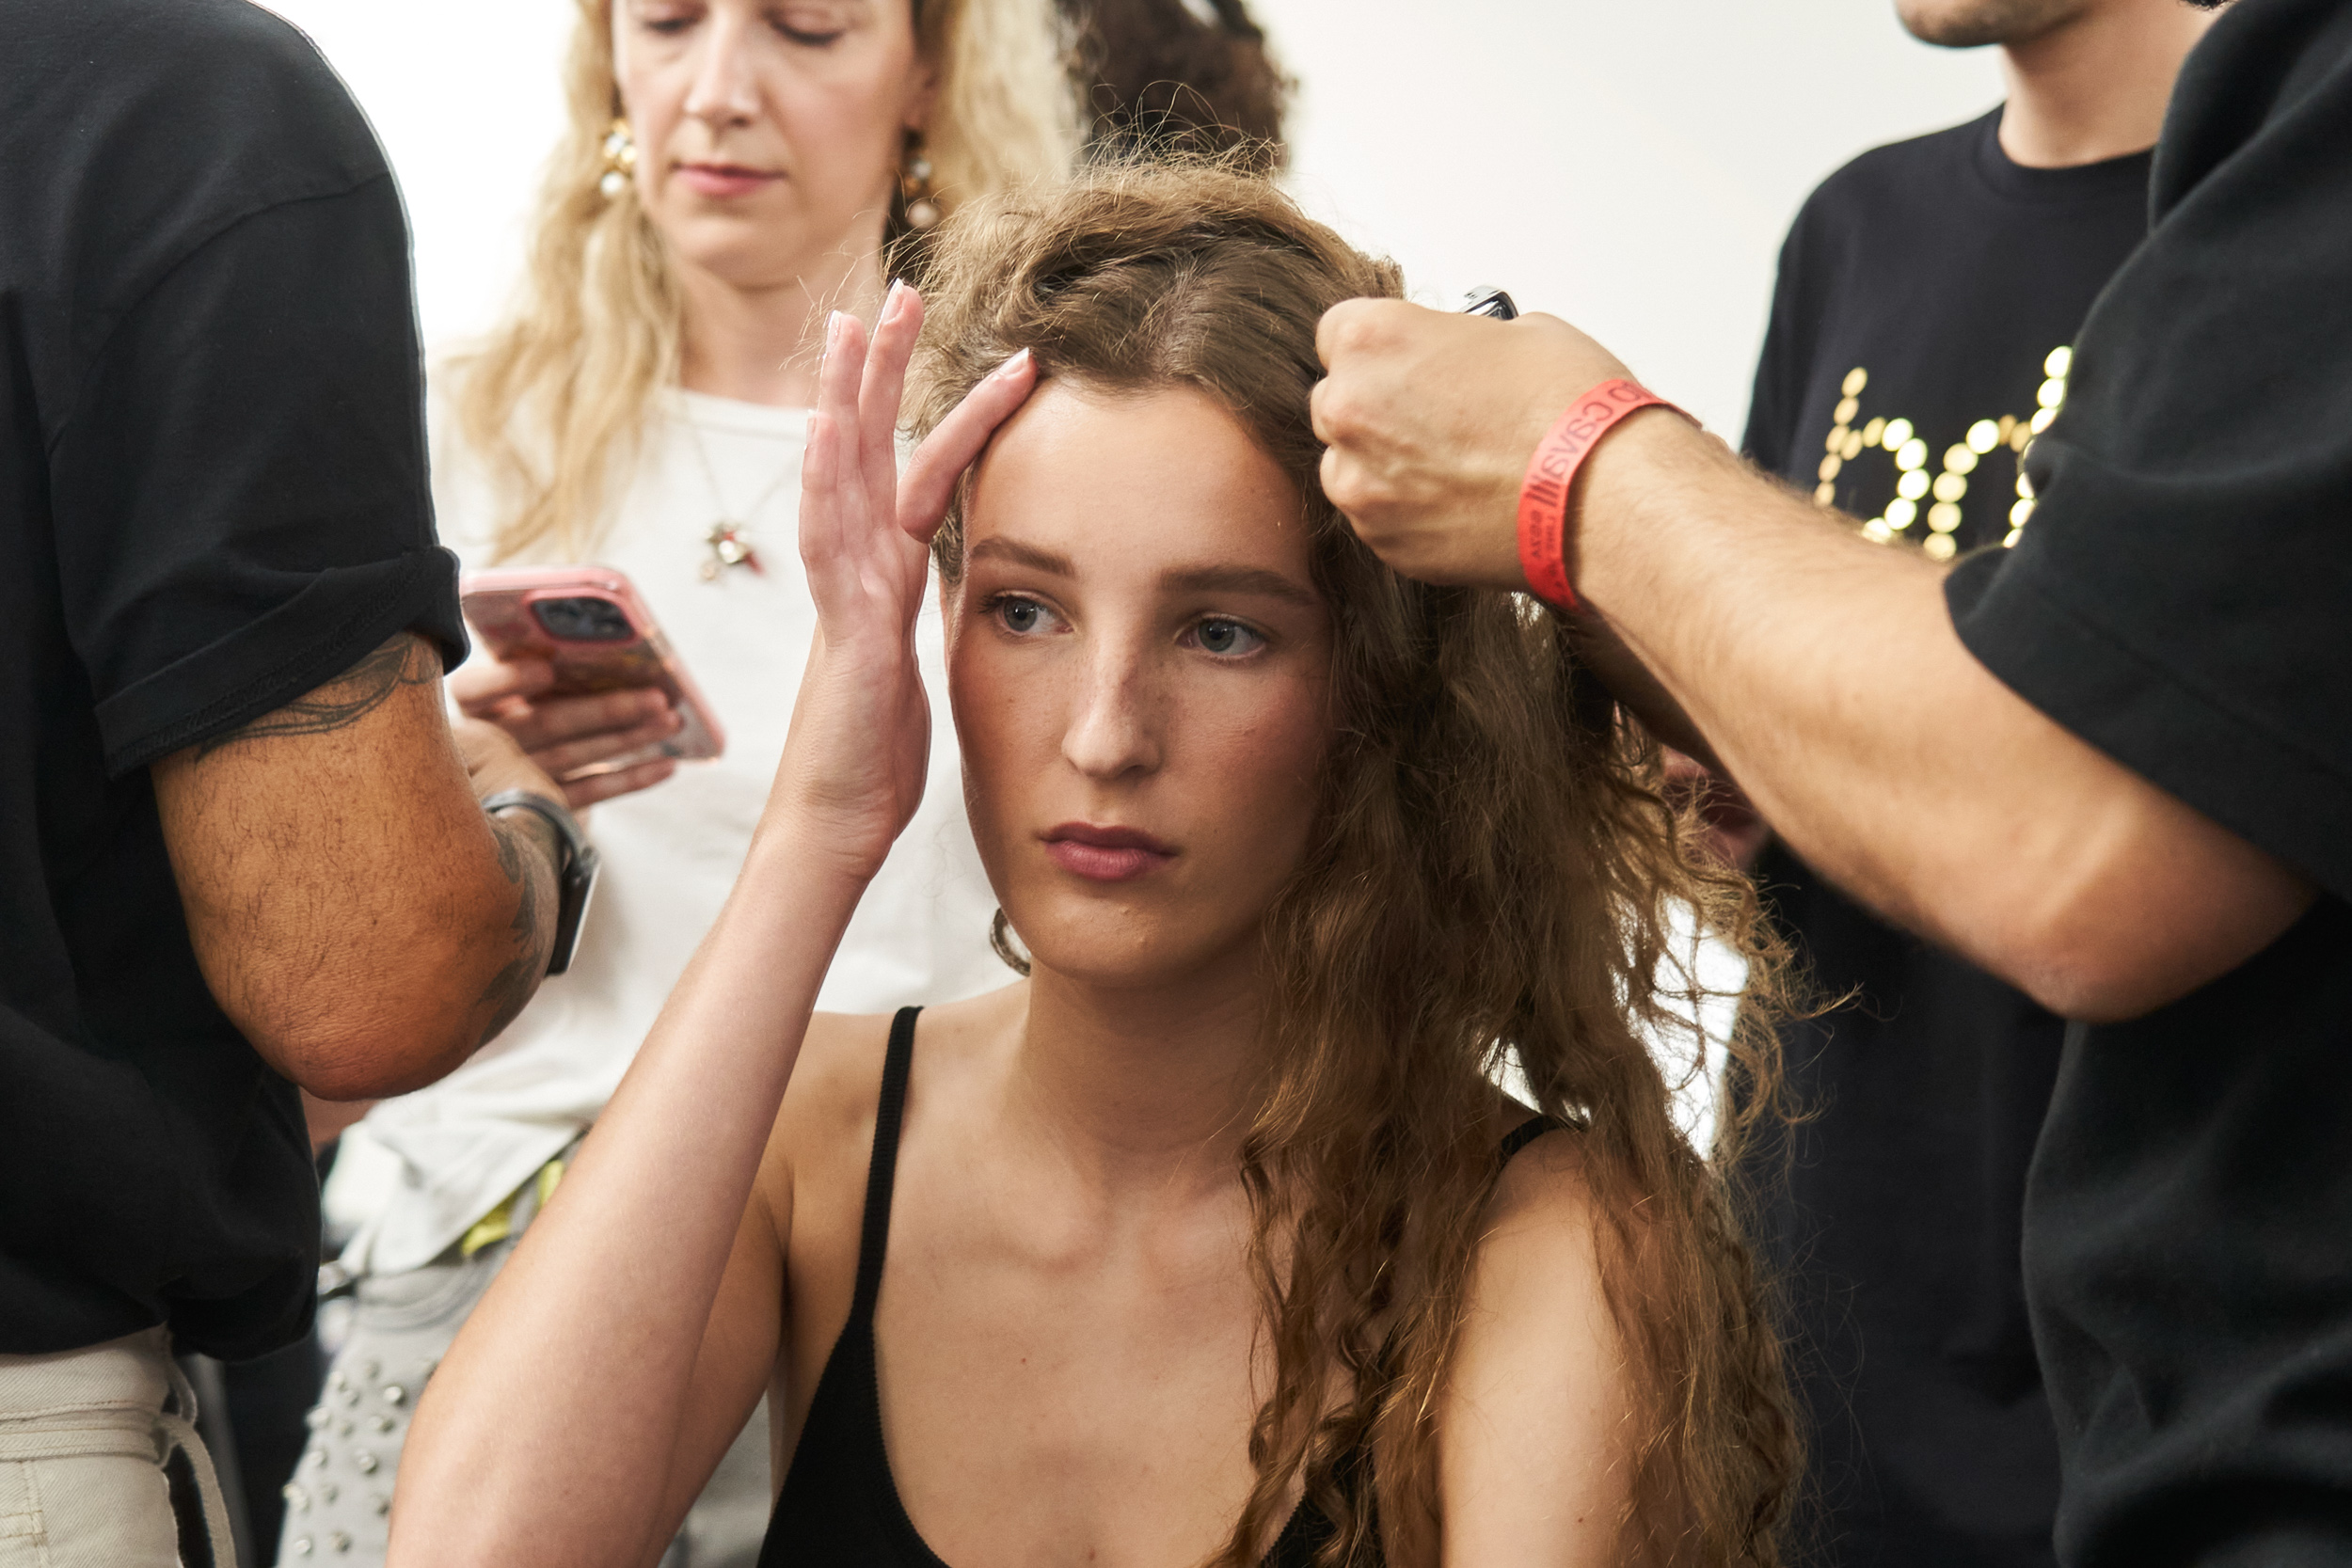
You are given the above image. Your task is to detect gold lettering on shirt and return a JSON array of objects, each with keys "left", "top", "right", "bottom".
[{"left": 1815, "top": 349, "right": 2069, "bottom": 559}]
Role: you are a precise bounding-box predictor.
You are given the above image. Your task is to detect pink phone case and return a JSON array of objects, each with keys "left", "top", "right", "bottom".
[{"left": 459, "top": 564, "right": 726, "bottom": 765}]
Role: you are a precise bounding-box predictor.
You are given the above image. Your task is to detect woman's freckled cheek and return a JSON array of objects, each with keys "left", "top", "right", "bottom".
[
  {"left": 1197, "top": 687, "right": 1327, "bottom": 859},
  {"left": 946, "top": 639, "right": 1068, "bottom": 859}
]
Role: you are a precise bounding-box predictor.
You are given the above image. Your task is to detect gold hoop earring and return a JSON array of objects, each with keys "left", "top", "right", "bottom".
[
  {"left": 898, "top": 133, "right": 939, "bottom": 230},
  {"left": 599, "top": 118, "right": 637, "bottom": 199}
]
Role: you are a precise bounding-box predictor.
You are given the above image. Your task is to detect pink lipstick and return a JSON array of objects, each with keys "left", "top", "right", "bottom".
[
  {"left": 675, "top": 162, "right": 781, "bottom": 199},
  {"left": 1041, "top": 822, "right": 1177, "bottom": 883}
]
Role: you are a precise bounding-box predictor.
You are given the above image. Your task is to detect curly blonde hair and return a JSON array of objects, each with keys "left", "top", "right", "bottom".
[
  {"left": 452, "top": 0, "right": 1077, "bottom": 563},
  {"left": 909, "top": 160, "right": 1800, "bottom": 1567}
]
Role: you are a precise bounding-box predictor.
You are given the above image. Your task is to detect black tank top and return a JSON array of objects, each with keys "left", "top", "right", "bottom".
[{"left": 758, "top": 1006, "right": 1565, "bottom": 1567}]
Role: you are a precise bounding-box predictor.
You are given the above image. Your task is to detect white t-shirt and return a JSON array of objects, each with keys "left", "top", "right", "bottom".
[{"left": 329, "top": 389, "right": 1007, "bottom": 1275}]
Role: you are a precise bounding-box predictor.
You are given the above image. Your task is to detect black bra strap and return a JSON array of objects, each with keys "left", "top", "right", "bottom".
[
  {"left": 1499, "top": 1113, "right": 1567, "bottom": 1166},
  {"left": 850, "top": 1006, "right": 922, "bottom": 1323}
]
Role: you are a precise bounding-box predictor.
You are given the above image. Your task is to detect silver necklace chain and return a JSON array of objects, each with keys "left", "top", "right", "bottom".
[{"left": 684, "top": 411, "right": 797, "bottom": 580}]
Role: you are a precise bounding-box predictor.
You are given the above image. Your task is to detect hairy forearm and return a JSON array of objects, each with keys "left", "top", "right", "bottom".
[
  {"left": 1573, "top": 416, "right": 2311, "bottom": 1019},
  {"left": 156, "top": 635, "right": 560, "bottom": 1098},
  {"left": 1575, "top": 418, "right": 2005, "bottom": 905},
  {"left": 390, "top": 821, "right": 860, "bottom": 1568},
  {"left": 183, "top": 797, "right": 556, "bottom": 1099}
]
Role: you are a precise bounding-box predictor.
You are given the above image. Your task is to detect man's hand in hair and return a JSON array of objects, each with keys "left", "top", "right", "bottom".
[{"left": 1312, "top": 299, "right": 1642, "bottom": 591}]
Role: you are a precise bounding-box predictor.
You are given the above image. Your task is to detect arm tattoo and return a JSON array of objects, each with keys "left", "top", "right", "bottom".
[
  {"left": 196, "top": 633, "right": 437, "bottom": 757},
  {"left": 474, "top": 812, "right": 559, "bottom": 1047}
]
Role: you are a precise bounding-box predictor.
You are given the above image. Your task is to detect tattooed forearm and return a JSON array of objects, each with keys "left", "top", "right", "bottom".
[
  {"left": 150, "top": 619, "right": 574, "bottom": 1093},
  {"left": 474, "top": 811, "right": 559, "bottom": 1047},
  {"left": 197, "top": 633, "right": 437, "bottom": 757}
]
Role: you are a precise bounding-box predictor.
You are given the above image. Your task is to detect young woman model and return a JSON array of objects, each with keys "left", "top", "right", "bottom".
[
  {"left": 287, "top": 3, "right": 1072, "bottom": 1562},
  {"left": 390, "top": 166, "right": 1797, "bottom": 1568}
]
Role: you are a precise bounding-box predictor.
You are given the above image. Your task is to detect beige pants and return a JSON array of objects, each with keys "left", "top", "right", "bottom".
[{"left": 0, "top": 1327, "right": 235, "bottom": 1568}]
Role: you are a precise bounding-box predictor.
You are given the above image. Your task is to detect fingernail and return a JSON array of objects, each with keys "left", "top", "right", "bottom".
[
  {"left": 992, "top": 347, "right": 1032, "bottom": 380},
  {"left": 827, "top": 310, "right": 844, "bottom": 348},
  {"left": 884, "top": 277, "right": 907, "bottom": 312}
]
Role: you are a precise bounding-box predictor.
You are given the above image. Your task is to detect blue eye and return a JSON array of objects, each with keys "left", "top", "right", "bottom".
[{"left": 1190, "top": 618, "right": 1264, "bottom": 657}]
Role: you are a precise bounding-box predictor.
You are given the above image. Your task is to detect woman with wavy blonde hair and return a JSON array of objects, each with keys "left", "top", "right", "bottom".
[
  {"left": 455, "top": 0, "right": 1075, "bottom": 565},
  {"left": 291, "top": 5, "right": 1074, "bottom": 1565},
  {"left": 393, "top": 162, "right": 1797, "bottom": 1567}
]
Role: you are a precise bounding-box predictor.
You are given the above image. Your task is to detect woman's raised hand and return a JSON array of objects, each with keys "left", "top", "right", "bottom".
[{"left": 776, "top": 282, "right": 1035, "bottom": 879}]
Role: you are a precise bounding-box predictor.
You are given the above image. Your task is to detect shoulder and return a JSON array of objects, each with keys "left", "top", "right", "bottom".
[
  {"left": 756, "top": 994, "right": 1019, "bottom": 1251},
  {"left": 3, "top": 0, "right": 390, "bottom": 314},
  {"left": 1827, "top": 108, "right": 1993, "bottom": 191},
  {"left": 1453, "top": 1113, "right": 1613, "bottom": 1350},
  {"left": 1460, "top": 1114, "right": 1625, "bottom": 1393},
  {"left": 8, "top": 0, "right": 383, "bottom": 182},
  {"left": 769, "top": 991, "right": 1022, "bottom": 1160},
  {"left": 1438, "top": 1126, "right": 1633, "bottom": 1559},
  {"left": 762, "top": 998, "right": 989, "bottom": 1169},
  {"left": 1481, "top": 1122, "right": 1605, "bottom": 1274},
  {"left": 772, "top": 1010, "right": 898, "bottom": 1158},
  {"left": 1791, "top": 109, "right": 1994, "bottom": 238},
  {"left": 747, "top": 1011, "right": 888, "bottom": 1253},
  {"left": 2159, "top": 0, "right": 2352, "bottom": 208}
]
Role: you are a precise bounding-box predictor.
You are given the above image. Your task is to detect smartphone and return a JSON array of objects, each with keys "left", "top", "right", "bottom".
[{"left": 459, "top": 564, "right": 725, "bottom": 765}]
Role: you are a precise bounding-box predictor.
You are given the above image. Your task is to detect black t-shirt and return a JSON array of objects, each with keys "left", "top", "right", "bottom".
[
  {"left": 1743, "top": 111, "right": 2154, "bottom": 1567},
  {"left": 1940, "top": 1, "right": 2352, "bottom": 1563},
  {"left": 1, "top": 0, "right": 465, "bottom": 1358}
]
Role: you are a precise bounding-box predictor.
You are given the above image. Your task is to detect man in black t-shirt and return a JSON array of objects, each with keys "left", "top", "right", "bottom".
[
  {"left": 1, "top": 2, "right": 587, "bottom": 1560},
  {"left": 1735, "top": 3, "right": 2208, "bottom": 1561},
  {"left": 1313, "top": 1, "right": 2352, "bottom": 1563}
]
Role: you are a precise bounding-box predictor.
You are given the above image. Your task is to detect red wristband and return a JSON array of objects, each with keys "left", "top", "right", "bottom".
[{"left": 1517, "top": 379, "right": 1683, "bottom": 611}]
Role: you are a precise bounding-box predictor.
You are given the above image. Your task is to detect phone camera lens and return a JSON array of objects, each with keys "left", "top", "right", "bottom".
[{"left": 532, "top": 596, "right": 633, "bottom": 641}]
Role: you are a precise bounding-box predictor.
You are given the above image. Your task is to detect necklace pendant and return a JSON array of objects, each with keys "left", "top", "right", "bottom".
[{"left": 702, "top": 519, "right": 763, "bottom": 580}]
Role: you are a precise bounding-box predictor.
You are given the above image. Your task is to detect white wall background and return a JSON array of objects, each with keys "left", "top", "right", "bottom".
[{"left": 262, "top": 0, "right": 2003, "bottom": 436}]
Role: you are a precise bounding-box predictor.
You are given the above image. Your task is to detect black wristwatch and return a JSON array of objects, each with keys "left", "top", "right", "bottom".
[{"left": 480, "top": 789, "right": 600, "bottom": 975}]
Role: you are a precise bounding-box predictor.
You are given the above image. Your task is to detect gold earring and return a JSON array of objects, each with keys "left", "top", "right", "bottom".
[
  {"left": 599, "top": 118, "right": 637, "bottom": 199},
  {"left": 898, "top": 134, "right": 939, "bottom": 230}
]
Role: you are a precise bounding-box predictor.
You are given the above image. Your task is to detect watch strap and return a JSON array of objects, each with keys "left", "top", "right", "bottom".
[{"left": 481, "top": 789, "right": 599, "bottom": 976}]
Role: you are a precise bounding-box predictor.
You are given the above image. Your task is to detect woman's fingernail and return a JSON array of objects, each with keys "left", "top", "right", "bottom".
[
  {"left": 827, "top": 310, "right": 844, "bottom": 348},
  {"left": 884, "top": 277, "right": 907, "bottom": 312},
  {"left": 993, "top": 347, "right": 1032, "bottom": 380}
]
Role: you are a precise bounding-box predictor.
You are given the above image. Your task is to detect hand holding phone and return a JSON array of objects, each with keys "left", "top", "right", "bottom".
[{"left": 456, "top": 566, "right": 725, "bottom": 810}]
